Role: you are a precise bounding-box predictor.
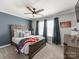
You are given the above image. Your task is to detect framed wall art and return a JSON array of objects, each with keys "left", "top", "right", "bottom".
[{"left": 60, "top": 21, "right": 71, "bottom": 28}]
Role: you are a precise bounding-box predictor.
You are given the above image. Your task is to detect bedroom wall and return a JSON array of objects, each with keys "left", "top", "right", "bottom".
[
  {"left": 0, "top": 12, "right": 32, "bottom": 46},
  {"left": 58, "top": 10, "right": 77, "bottom": 45},
  {"left": 32, "top": 8, "right": 77, "bottom": 45}
]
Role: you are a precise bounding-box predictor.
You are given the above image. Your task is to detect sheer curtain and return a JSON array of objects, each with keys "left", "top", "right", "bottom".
[
  {"left": 47, "top": 20, "right": 54, "bottom": 37},
  {"left": 38, "top": 21, "right": 44, "bottom": 35},
  {"left": 38, "top": 19, "right": 55, "bottom": 43}
]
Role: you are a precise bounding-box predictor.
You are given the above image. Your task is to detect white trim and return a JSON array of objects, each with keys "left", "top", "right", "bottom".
[{"left": 0, "top": 44, "right": 11, "bottom": 48}]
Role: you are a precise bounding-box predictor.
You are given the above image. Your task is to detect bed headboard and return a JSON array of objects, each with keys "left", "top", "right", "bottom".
[
  {"left": 10, "top": 24, "right": 29, "bottom": 30},
  {"left": 9, "top": 24, "right": 29, "bottom": 42}
]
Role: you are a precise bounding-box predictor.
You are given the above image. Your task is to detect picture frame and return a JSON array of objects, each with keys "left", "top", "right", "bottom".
[{"left": 60, "top": 21, "right": 71, "bottom": 28}]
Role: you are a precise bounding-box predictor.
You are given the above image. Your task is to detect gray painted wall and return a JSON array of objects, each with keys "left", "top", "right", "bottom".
[{"left": 0, "top": 12, "right": 31, "bottom": 46}]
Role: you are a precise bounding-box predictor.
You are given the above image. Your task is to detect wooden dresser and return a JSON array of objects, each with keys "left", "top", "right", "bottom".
[{"left": 64, "top": 34, "right": 79, "bottom": 59}]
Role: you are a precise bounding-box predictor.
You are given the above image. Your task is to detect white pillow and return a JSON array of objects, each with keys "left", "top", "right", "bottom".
[{"left": 24, "top": 31, "right": 31, "bottom": 37}]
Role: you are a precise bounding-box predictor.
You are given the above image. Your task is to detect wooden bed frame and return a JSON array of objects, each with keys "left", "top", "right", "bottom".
[{"left": 9, "top": 24, "right": 46, "bottom": 59}]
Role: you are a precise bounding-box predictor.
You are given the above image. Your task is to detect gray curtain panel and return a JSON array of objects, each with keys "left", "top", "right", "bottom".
[
  {"left": 53, "top": 17, "right": 61, "bottom": 44},
  {"left": 35, "top": 21, "right": 39, "bottom": 35},
  {"left": 43, "top": 19, "right": 47, "bottom": 42}
]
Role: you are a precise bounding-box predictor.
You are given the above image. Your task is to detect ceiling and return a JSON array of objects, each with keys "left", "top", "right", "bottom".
[{"left": 0, "top": 0, "right": 78, "bottom": 19}]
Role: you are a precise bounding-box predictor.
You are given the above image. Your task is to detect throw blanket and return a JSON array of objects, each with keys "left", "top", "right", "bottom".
[{"left": 18, "top": 37, "right": 39, "bottom": 52}]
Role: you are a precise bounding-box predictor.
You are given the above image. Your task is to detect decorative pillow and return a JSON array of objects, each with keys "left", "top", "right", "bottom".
[
  {"left": 13, "top": 29, "right": 23, "bottom": 37},
  {"left": 13, "top": 29, "right": 18, "bottom": 37}
]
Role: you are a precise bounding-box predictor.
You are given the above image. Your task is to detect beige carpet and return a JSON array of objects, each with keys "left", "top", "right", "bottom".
[{"left": 0, "top": 43, "right": 64, "bottom": 59}]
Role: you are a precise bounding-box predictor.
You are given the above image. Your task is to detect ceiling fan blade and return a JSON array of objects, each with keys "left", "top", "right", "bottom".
[
  {"left": 36, "top": 14, "right": 44, "bottom": 16},
  {"left": 24, "top": 13, "right": 32, "bottom": 14},
  {"left": 36, "top": 9, "right": 44, "bottom": 14},
  {"left": 26, "top": 6, "right": 33, "bottom": 12}
]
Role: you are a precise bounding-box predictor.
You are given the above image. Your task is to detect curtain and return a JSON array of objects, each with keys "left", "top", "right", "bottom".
[
  {"left": 35, "top": 21, "right": 39, "bottom": 35},
  {"left": 53, "top": 17, "right": 61, "bottom": 44},
  {"left": 38, "top": 21, "right": 44, "bottom": 35},
  {"left": 43, "top": 19, "right": 47, "bottom": 42}
]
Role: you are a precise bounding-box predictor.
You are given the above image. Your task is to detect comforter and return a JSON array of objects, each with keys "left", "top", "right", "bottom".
[
  {"left": 12, "top": 35, "right": 45, "bottom": 54},
  {"left": 18, "top": 37, "right": 38, "bottom": 53}
]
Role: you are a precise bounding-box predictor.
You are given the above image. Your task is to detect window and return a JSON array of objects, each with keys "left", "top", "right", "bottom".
[
  {"left": 38, "top": 21, "right": 44, "bottom": 35},
  {"left": 47, "top": 20, "right": 54, "bottom": 37}
]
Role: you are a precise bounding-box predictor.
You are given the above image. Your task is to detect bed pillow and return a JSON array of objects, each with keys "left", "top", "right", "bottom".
[
  {"left": 13, "top": 29, "right": 23, "bottom": 37},
  {"left": 13, "top": 29, "right": 18, "bottom": 37},
  {"left": 24, "top": 31, "right": 31, "bottom": 37},
  {"left": 13, "top": 29, "right": 31, "bottom": 37}
]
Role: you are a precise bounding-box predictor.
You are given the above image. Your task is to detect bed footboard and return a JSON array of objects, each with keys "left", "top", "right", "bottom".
[
  {"left": 11, "top": 39, "right": 46, "bottom": 59},
  {"left": 28, "top": 39, "right": 46, "bottom": 59}
]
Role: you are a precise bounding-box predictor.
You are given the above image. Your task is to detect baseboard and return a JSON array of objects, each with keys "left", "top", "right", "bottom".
[{"left": 0, "top": 44, "right": 11, "bottom": 48}]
